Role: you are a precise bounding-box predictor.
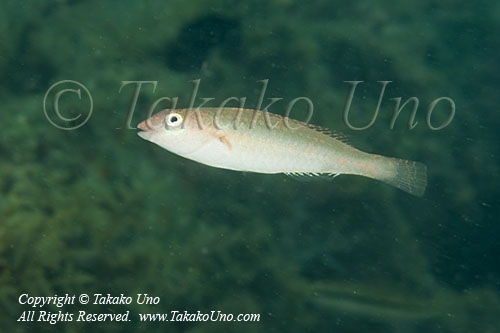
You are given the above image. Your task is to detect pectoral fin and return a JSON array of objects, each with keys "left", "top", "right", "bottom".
[{"left": 218, "top": 135, "right": 232, "bottom": 150}]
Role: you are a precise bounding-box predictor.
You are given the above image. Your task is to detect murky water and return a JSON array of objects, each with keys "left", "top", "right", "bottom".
[{"left": 1, "top": 1, "right": 499, "bottom": 331}]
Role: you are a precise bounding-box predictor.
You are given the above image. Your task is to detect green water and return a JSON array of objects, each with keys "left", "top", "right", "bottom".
[{"left": 1, "top": 1, "right": 499, "bottom": 332}]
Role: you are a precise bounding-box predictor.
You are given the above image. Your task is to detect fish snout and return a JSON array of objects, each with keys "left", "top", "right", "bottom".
[
  {"left": 137, "top": 120, "right": 149, "bottom": 131},
  {"left": 138, "top": 111, "right": 168, "bottom": 131}
]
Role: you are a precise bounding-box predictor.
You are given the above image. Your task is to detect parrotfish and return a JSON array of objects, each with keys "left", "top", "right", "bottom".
[{"left": 138, "top": 108, "right": 427, "bottom": 196}]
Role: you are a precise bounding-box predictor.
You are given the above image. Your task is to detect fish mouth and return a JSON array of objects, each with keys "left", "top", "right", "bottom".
[
  {"left": 137, "top": 120, "right": 152, "bottom": 140},
  {"left": 137, "top": 120, "right": 150, "bottom": 131}
]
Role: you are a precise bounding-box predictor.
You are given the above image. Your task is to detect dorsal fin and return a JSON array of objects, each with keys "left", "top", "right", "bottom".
[
  {"left": 306, "top": 123, "right": 352, "bottom": 145},
  {"left": 284, "top": 116, "right": 353, "bottom": 145}
]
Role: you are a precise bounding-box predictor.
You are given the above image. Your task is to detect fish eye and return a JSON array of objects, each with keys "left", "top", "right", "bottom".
[{"left": 165, "top": 113, "right": 183, "bottom": 129}]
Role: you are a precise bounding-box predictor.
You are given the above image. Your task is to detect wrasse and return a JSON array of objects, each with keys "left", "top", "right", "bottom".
[{"left": 138, "top": 108, "right": 427, "bottom": 196}]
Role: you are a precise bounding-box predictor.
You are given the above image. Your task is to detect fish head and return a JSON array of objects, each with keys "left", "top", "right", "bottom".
[{"left": 137, "top": 109, "right": 217, "bottom": 156}]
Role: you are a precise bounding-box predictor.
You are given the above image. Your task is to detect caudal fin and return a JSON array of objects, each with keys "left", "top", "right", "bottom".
[{"left": 381, "top": 159, "right": 427, "bottom": 196}]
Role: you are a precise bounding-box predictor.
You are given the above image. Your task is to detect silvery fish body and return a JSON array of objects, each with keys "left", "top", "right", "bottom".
[{"left": 138, "top": 108, "right": 427, "bottom": 196}]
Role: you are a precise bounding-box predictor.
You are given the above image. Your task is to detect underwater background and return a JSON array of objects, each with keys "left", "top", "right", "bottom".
[{"left": 1, "top": 0, "right": 499, "bottom": 332}]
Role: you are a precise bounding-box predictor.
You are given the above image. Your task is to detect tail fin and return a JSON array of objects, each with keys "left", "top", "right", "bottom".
[{"left": 380, "top": 159, "right": 427, "bottom": 196}]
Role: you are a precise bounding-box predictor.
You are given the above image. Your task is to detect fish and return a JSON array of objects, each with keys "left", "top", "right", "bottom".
[{"left": 137, "top": 107, "right": 427, "bottom": 196}]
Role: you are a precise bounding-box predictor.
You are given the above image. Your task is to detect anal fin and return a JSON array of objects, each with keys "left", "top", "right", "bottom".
[{"left": 284, "top": 172, "right": 340, "bottom": 181}]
